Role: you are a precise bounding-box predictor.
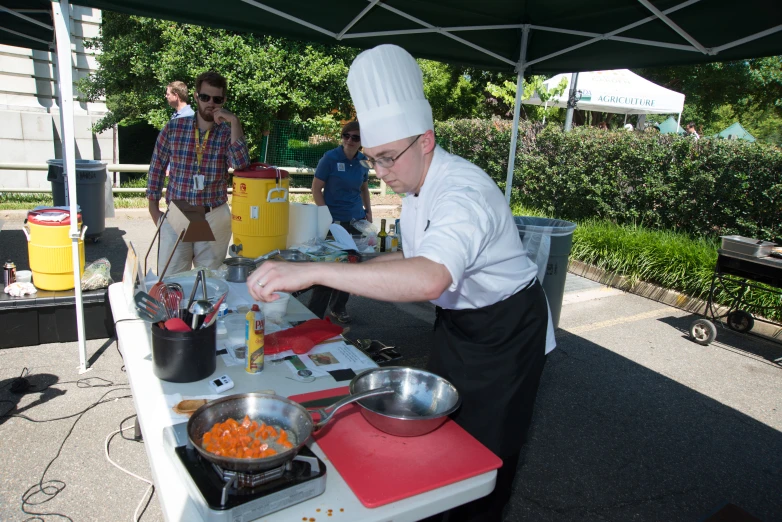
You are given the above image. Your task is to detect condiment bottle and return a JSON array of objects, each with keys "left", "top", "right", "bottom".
[{"left": 245, "top": 304, "right": 264, "bottom": 374}]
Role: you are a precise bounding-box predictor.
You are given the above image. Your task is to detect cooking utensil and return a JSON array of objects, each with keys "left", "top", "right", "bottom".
[
  {"left": 148, "top": 283, "right": 172, "bottom": 319},
  {"left": 200, "top": 293, "right": 226, "bottom": 329},
  {"left": 188, "top": 299, "right": 212, "bottom": 330},
  {"left": 348, "top": 367, "right": 461, "bottom": 437},
  {"left": 186, "top": 270, "right": 206, "bottom": 311},
  {"left": 165, "top": 283, "right": 184, "bottom": 319},
  {"left": 187, "top": 387, "right": 394, "bottom": 473},
  {"left": 164, "top": 318, "right": 191, "bottom": 332},
  {"left": 223, "top": 249, "right": 282, "bottom": 283},
  {"left": 134, "top": 291, "right": 168, "bottom": 323}
]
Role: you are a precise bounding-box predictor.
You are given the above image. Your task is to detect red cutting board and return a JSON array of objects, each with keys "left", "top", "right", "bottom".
[{"left": 289, "top": 387, "right": 502, "bottom": 508}]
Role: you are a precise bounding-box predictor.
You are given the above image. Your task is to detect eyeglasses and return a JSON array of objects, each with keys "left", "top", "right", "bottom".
[
  {"left": 342, "top": 133, "right": 361, "bottom": 142},
  {"left": 196, "top": 93, "right": 225, "bottom": 105},
  {"left": 360, "top": 134, "right": 421, "bottom": 170}
]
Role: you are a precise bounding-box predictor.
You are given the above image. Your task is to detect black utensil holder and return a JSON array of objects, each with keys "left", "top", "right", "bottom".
[{"left": 151, "top": 322, "right": 216, "bottom": 383}]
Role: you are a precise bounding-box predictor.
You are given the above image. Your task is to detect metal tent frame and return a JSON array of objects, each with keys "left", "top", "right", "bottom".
[{"left": 2, "top": 0, "right": 781, "bottom": 370}]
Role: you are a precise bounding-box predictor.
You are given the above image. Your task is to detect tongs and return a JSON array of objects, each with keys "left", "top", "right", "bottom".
[{"left": 186, "top": 269, "right": 209, "bottom": 310}]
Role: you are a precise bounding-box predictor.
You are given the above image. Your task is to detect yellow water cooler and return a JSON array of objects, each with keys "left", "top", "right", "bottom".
[
  {"left": 231, "top": 164, "right": 289, "bottom": 258},
  {"left": 24, "top": 208, "right": 86, "bottom": 290}
]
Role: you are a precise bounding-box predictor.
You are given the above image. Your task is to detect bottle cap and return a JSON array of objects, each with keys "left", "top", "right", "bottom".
[{"left": 251, "top": 304, "right": 260, "bottom": 311}]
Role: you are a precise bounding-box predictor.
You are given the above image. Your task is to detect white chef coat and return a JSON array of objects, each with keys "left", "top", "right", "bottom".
[{"left": 400, "top": 145, "right": 556, "bottom": 352}]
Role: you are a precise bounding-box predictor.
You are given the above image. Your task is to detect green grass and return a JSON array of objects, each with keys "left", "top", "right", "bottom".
[
  {"left": 0, "top": 193, "right": 53, "bottom": 210},
  {"left": 512, "top": 203, "right": 781, "bottom": 322}
]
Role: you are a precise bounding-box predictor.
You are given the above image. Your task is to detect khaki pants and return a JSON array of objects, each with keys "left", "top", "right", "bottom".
[{"left": 157, "top": 203, "right": 231, "bottom": 276}]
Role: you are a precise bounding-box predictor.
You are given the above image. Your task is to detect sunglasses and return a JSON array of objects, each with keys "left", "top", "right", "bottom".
[
  {"left": 342, "top": 133, "right": 361, "bottom": 142},
  {"left": 197, "top": 93, "right": 225, "bottom": 105}
]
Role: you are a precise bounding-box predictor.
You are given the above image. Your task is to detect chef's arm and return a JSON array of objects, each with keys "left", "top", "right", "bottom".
[
  {"left": 321, "top": 257, "right": 451, "bottom": 301},
  {"left": 366, "top": 252, "right": 403, "bottom": 263},
  {"left": 250, "top": 256, "right": 451, "bottom": 303},
  {"left": 312, "top": 177, "right": 326, "bottom": 206}
]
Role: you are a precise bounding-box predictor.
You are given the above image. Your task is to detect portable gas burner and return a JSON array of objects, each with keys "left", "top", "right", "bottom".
[{"left": 163, "top": 422, "right": 327, "bottom": 522}]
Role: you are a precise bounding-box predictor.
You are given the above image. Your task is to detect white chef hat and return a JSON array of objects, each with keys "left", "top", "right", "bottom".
[{"left": 347, "top": 44, "right": 433, "bottom": 148}]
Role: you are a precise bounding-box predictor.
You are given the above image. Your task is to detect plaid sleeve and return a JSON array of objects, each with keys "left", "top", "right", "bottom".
[
  {"left": 146, "top": 126, "right": 170, "bottom": 200},
  {"left": 229, "top": 136, "right": 250, "bottom": 171}
]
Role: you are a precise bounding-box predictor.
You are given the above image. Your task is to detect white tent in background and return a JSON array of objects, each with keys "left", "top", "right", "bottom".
[{"left": 523, "top": 69, "right": 685, "bottom": 128}]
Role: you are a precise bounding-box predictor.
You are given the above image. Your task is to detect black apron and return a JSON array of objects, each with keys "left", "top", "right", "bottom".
[{"left": 427, "top": 279, "right": 548, "bottom": 459}]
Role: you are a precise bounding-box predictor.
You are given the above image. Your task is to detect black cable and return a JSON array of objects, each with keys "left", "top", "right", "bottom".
[
  {"left": 0, "top": 367, "right": 133, "bottom": 521},
  {"left": 18, "top": 387, "right": 132, "bottom": 521}
]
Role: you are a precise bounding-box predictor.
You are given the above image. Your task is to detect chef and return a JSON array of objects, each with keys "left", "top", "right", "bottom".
[{"left": 248, "top": 44, "right": 554, "bottom": 521}]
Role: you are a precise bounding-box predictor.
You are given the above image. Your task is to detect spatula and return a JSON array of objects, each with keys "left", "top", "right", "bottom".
[
  {"left": 200, "top": 293, "right": 227, "bottom": 329},
  {"left": 134, "top": 291, "right": 168, "bottom": 323}
]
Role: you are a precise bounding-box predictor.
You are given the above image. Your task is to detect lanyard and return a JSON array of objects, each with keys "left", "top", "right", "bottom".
[{"left": 194, "top": 126, "right": 211, "bottom": 173}]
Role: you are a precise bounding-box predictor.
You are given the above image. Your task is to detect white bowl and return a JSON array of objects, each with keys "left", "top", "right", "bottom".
[{"left": 261, "top": 292, "right": 291, "bottom": 323}]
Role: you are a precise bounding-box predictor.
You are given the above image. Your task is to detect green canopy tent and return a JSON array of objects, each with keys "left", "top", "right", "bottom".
[
  {"left": 656, "top": 115, "right": 686, "bottom": 134},
  {"left": 2, "top": 0, "right": 782, "bottom": 370},
  {"left": 714, "top": 122, "right": 756, "bottom": 141}
]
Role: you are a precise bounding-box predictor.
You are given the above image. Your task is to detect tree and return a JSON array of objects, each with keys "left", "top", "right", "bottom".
[
  {"left": 78, "top": 12, "right": 359, "bottom": 157},
  {"left": 484, "top": 75, "right": 568, "bottom": 123},
  {"left": 636, "top": 57, "right": 782, "bottom": 144}
]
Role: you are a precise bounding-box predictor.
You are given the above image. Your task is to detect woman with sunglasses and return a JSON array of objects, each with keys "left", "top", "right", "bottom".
[{"left": 308, "top": 121, "right": 372, "bottom": 323}]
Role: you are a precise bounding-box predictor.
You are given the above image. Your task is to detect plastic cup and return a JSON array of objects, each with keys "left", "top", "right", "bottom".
[
  {"left": 15, "top": 270, "right": 32, "bottom": 283},
  {"left": 262, "top": 292, "right": 291, "bottom": 323},
  {"left": 224, "top": 313, "right": 246, "bottom": 346}
]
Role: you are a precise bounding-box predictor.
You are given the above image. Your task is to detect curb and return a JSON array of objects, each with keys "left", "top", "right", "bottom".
[{"left": 568, "top": 259, "right": 782, "bottom": 341}]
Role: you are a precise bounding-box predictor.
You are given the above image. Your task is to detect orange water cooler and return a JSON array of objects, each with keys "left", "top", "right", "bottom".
[{"left": 230, "top": 164, "right": 289, "bottom": 258}]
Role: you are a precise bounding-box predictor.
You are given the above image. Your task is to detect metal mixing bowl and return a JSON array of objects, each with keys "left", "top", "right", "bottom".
[{"left": 349, "top": 367, "right": 461, "bottom": 436}]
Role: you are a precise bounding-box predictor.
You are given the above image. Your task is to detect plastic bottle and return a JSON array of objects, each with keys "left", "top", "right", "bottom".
[
  {"left": 388, "top": 224, "right": 399, "bottom": 252},
  {"left": 245, "top": 304, "right": 264, "bottom": 374}
]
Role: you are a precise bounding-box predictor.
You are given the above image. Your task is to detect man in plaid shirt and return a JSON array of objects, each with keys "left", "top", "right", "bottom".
[{"left": 147, "top": 71, "right": 250, "bottom": 275}]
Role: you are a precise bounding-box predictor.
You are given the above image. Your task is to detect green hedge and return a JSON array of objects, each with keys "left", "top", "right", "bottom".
[{"left": 435, "top": 120, "right": 782, "bottom": 242}]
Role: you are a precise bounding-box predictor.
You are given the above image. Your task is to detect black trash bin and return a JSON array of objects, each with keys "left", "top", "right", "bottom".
[
  {"left": 47, "top": 159, "right": 107, "bottom": 242},
  {"left": 515, "top": 216, "right": 577, "bottom": 330}
]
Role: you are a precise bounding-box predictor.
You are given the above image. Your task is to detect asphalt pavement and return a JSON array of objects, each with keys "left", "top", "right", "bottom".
[{"left": 0, "top": 209, "right": 780, "bottom": 522}]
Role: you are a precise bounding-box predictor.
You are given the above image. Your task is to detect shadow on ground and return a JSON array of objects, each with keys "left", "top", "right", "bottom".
[
  {"left": 509, "top": 329, "right": 781, "bottom": 522},
  {"left": 660, "top": 313, "right": 782, "bottom": 365}
]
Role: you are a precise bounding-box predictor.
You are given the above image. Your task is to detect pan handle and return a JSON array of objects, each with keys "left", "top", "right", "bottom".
[{"left": 312, "top": 387, "right": 394, "bottom": 431}]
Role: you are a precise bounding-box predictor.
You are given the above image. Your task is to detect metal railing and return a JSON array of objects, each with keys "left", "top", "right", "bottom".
[{"left": 0, "top": 163, "right": 387, "bottom": 195}]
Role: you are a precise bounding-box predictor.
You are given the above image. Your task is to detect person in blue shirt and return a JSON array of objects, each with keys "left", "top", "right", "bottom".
[
  {"left": 165, "top": 81, "right": 195, "bottom": 119},
  {"left": 309, "top": 121, "right": 372, "bottom": 323}
]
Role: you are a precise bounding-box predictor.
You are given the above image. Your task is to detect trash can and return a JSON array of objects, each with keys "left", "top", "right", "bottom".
[
  {"left": 47, "top": 159, "right": 107, "bottom": 242},
  {"left": 515, "top": 216, "right": 577, "bottom": 329}
]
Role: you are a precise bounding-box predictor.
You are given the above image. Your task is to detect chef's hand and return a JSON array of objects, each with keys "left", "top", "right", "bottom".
[
  {"left": 212, "top": 108, "right": 239, "bottom": 126},
  {"left": 247, "top": 261, "right": 317, "bottom": 302}
]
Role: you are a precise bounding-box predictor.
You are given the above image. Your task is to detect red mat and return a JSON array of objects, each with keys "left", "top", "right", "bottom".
[{"left": 290, "top": 387, "right": 502, "bottom": 508}]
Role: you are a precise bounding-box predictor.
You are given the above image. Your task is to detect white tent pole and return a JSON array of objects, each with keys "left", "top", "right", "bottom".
[
  {"left": 637, "top": 0, "right": 710, "bottom": 54},
  {"left": 504, "top": 24, "right": 529, "bottom": 204},
  {"left": 542, "top": 101, "right": 548, "bottom": 125},
  {"left": 676, "top": 112, "right": 682, "bottom": 133},
  {"left": 52, "top": 0, "right": 89, "bottom": 374},
  {"left": 563, "top": 73, "right": 579, "bottom": 132}
]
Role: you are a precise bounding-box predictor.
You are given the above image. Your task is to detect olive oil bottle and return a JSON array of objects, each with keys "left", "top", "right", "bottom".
[{"left": 378, "top": 218, "right": 387, "bottom": 252}]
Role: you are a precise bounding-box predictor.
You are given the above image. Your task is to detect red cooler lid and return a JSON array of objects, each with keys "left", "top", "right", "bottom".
[
  {"left": 27, "top": 208, "right": 81, "bottom": 226},
  {"left": 233, "top": 163, "right": 289, "bottom": 179}
]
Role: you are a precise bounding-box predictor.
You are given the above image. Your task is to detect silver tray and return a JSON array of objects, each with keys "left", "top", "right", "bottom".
[{"left": 720, "top": 235, "right": 776, "bottom": 257}]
